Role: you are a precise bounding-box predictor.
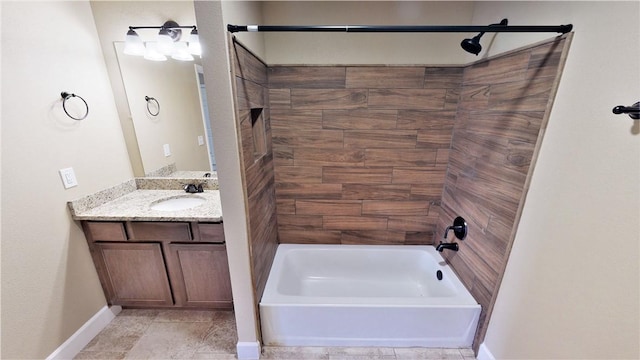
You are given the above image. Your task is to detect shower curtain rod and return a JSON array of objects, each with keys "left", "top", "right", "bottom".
[{"left": 227, "top": 24, "right": 573, "bottom": 34}]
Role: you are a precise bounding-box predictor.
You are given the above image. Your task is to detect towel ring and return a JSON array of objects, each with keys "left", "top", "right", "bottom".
[
  {"left": 145, "top": 96, "right": 160, "bottom": 116},
  {"left": 61, "top": 92, "right": 89, "bottom": 120},
  {"left": 612, "top": 102, "right": 640, "bottom": 120}
]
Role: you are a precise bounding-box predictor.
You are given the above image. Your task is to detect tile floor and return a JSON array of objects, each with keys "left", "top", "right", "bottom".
[{"left": 75, "top": 309, "right": 476, "bottom": 359}]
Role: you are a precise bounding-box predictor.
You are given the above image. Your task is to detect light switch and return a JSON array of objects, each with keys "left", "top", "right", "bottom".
[
  {"left": 59, "top": 167, "right": 78, "bottom": 189},
  {"left": 197, "top": 135, "right": 204, "bottom": 146},
  {"left": 163, "top": 144, "right": 171, "bottom": 157}
]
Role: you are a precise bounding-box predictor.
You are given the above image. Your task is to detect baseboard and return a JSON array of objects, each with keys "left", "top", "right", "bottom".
[
  {"left": 46, "top": 305, "right": 122, "bottom": 360},
  {"left": 237, "top": 341, "right": 261, "bottom": 360},
  {"left": 477, "top": 342, "right": 496, "bottom": 360}
]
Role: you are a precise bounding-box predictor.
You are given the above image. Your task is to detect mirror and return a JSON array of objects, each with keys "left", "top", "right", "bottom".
[{"left": 114, "top": 42, "right": 216, "bottom": 177}]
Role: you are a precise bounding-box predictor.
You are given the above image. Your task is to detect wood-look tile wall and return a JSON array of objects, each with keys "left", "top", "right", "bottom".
[
  {"left": 230, "top": 34, "right": 569, "bottom": 351},
  {"left": 230, "top": 40, "right": 279, "bottom": 300},
  {"left": 438, "top": 36, "right": 570, "bottom": 350},
  {"left": 268, "top": 66, "right": 464, "bottom": 245}
]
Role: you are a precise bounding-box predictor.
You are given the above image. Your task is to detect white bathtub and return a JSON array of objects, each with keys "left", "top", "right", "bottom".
[{"left": 259, "top": 244, "right": 481, "bottom": 348}]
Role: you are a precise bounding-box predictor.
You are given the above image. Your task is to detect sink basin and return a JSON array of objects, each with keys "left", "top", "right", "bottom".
[{"left": 150, "top": 195, "right": 206, "bottom": 211}]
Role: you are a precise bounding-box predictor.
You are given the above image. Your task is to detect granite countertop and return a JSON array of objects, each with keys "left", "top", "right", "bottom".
[
  {"left": 68, "top": 180, "right": 223, "bottom": 222},
  {"left": 167, "top": 170, "right": 217, "bottom": 178}
]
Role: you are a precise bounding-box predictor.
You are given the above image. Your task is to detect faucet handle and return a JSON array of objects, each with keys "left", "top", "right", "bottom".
[
  {"left": 444, "top": 216, "right": 468, "bottom": 240},
  {"left": 184, "top": 184, "right": 199, "bottom": 193}
]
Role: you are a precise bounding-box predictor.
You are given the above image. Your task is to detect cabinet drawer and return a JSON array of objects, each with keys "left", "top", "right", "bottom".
[
  {"left": 196, "top": 223, "right": 225, "bottom": 243},
  {"left": 83, "top": 222, "right": 127, "bottom": 242},
  {"left": 126, "top": 222, "right": 192, "bottom": 241}
]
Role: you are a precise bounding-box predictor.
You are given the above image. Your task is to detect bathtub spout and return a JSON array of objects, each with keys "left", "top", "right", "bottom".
[{"left": 436, "top": 241, "right": 459, "bottom": 252}]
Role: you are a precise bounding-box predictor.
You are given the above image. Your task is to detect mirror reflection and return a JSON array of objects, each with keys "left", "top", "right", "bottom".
[{"left": 115, "top": 42, "right": 216, "bottom": 176}]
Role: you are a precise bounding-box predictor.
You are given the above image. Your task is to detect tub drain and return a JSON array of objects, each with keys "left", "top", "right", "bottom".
[{"left": 436, "top": 270, "right": 443, "bottom": 280}]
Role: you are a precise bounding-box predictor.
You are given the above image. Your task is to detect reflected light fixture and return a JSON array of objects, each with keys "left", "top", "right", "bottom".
[
  {"left": 124, "top": 20, "right": 200, "bottom": 61},
  {"left": 144, "top": 42, "right": 167, "bottom": 61},
  {"left": 171, "top": 42, "right": 194, "bottom": 61}
]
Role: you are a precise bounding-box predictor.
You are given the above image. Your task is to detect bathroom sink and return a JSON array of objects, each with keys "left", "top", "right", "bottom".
[{"left": 150, "top": 195, "right": 206, "bottom": 211}]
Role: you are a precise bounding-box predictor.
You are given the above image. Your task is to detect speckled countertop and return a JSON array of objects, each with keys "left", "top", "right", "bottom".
[{"left": 68, "top": 179, "right": 222, "bottom": 222}]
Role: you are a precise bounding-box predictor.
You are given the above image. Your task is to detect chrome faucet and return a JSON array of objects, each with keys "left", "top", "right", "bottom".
[{"left": 184, "top": 183, "right": 204, "bottom": 193}]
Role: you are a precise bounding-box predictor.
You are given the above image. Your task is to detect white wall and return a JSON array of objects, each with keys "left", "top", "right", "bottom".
[
  {"left": 222, "top": 1, "right": 266, "bottom": 61},
  {"left": 472, "top": 2, "right": 640, "bottom": 359},
  {"left": 262, "top": 1, "right": 475, "bottom": 64},
  {"left": 195, "top": 0, "right": 266, "bottom": 353},
  {"left": 1, "top": 2, "right": 133, "bottom": 358}
]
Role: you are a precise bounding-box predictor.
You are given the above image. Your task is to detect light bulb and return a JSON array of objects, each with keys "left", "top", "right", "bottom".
[
  {"left": 123, "top": 29, "right": 145, "bottom": 56},
  {"left": 188, "top": 28, "right": 201, "bottom": 56},
  {"left": 144, "top": 42, "right": 167, "bottom": 61},
  {"left": 171, "top": 42, "right": 194, "bottom": 61},
  {"left": 157, "top": 28, "right": 175, "bottom": 55}
]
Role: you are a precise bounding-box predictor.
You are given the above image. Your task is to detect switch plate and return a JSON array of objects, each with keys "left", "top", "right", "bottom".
[
  {"left": 59, "top": 167, "right": 78, "bottom": 189},
  {"left": 197, "top": 135, "right": 204, "bottom": 146},
  {"left": 163, "top": 144, "right": 171, "bottom": 157}
]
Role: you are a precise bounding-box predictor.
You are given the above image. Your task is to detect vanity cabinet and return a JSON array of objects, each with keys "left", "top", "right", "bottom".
[
  {"left": 93, "top": 242, "right": 174, "bottom": 306},
  {"left": 82, "top": 221, "right": 232, "bottom": 309},
  {"left": 166, "top": 244, "right": 232, "bottom": 307}
]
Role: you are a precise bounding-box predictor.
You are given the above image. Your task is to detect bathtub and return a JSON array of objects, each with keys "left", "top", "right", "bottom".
[{"left": 259, "top": 244, "right": 481, "bottom": 348}]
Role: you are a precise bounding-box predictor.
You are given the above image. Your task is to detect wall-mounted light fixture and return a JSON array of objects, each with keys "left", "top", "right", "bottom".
[{"left": 124, "top": 20, "right": 200, "bottom": 61}]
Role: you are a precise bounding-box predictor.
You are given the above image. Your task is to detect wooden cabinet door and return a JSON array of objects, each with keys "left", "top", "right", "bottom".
[
  {"left": 94, "top": 243, "right": 173, "bottom": 306},
  {"left": 166, "top": 244, "right": 233, "bottom": 309}
]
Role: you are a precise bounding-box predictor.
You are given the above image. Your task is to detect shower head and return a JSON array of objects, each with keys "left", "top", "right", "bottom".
[
  {"left": 460, "top": 18, "right": 508, "bottom": 56},
  {"left": 460, "top": 33, "right": 484, "bottom": 55}
]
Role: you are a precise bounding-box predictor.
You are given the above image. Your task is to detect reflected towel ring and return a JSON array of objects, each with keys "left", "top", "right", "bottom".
[
  {"left": 61, "top": 92, "right": 89, "bottom": 120},
  {"left": 612, "top": 102, "right": 640, "bottom": 120},
  {"left": 145, "top": 96, "right": 160, "bottom": 116}
]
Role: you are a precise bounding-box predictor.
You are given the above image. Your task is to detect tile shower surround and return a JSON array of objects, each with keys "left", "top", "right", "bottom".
[
  {"left": 231, "top": 40, "right": 279, "bottom": 301},
  {"left": 440, "top": 36, "right": 570, "bottom": 350},
  {"left": 269, "top": 66, "right": 461, "bottom": 246},
  {"left": 230, "top": 34, "right": 571, "bottom": 352}
]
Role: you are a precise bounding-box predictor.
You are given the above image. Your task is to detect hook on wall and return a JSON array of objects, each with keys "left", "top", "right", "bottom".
[
  {"left": 612, "top": 102, "right": 640, "bottom": 120},
  {"left": 145, "top": 96, "right": 160, "bottom": 116},
  {"left": 61, "top": 92, "right": 89, "bottom": 120}
]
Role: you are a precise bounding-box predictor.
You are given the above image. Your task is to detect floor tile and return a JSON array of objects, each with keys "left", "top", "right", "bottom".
[
  {"left": 459, "top": 348, "right": 476, "bottom": 359},
  {"left": 73, "top": 350, "right": 127, "bottom": 359},
  {"left": 124, "top": 321, "right": 213, "bottom": 359},
  {"left": 80, "top": 315, "right": 154, "bottom": 352},
  {"left": 190, "top": 353, "right": 238, "bottom": 359},
  {"left": 328, "top": 347, "right": 396, "bottom": 359},
  {"left": 394, "top": 347, "right": 463, "bottom": 360},
  {"left": 117, "top": 309, "right": 161, "bottom": 318},
  {"left": 262, "top": 346, "right": 330, "bottom": 359},
  {"left": 196, "top": 321, "right": 237, "bottom": 354},
  {"left": 154, "top": 309, "right": 218, "bottom": 323},
  {"left": 328, "top": 347, "right": 396, "bottom": 356}
]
